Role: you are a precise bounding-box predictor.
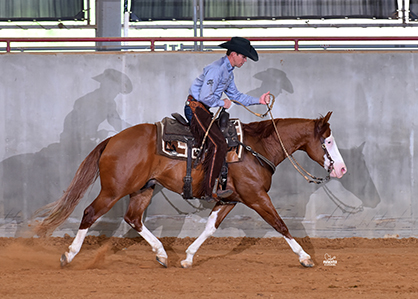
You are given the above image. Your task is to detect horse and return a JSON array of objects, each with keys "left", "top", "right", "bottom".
[{"left": 33, "top": 111, "right": 347, "bottom": 268}]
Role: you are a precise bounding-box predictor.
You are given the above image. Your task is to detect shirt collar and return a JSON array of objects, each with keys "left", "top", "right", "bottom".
[{"left": 223, "top": 55, "right": 234, "bottom": 72}]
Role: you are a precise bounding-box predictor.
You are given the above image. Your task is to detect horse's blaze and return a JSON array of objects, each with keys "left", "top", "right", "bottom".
[{"left": 324, "top": 133, "right": 347, "bottom": 178}]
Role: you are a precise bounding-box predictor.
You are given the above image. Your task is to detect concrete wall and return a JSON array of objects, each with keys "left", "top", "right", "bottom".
[{"left": 1, "top": 51, "right": 417, "bottom": 239}]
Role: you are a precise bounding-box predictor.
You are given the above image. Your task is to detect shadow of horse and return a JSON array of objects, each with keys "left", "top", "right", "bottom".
[
  {"left": 236, "top": 67, "right": 380, "bottom": 237},
  {"left": 0, "top": 69, "right": 132, "bottom": 236},
  {"left": 267, "top": 143, "right": 380, "bottom": 237}
]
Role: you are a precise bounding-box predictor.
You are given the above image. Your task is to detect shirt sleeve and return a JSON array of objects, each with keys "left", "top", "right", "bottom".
[
  {"left": 198, "top": 67, "right": 225, "bottom": 107},
  {"left": 224, "top": 75, "right": 260, "bottom": 106}
]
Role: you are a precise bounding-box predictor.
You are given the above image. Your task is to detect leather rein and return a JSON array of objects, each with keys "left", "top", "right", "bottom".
[{"left": 231, "top": 94, "right": 333, "bottom": 184}]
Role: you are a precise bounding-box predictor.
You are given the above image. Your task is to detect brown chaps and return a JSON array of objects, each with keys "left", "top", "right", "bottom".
[{"left": 187, "top": 98, "right": 227, "bottom": 197}]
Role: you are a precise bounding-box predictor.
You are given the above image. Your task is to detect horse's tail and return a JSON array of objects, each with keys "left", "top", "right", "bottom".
[{"left": 33, "top": 138, "right": 111, "bottom": 237}]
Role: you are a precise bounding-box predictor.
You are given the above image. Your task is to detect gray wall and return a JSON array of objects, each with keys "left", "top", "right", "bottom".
[{"left": 1, "top": 51, "right": 417, "bottom": 239}]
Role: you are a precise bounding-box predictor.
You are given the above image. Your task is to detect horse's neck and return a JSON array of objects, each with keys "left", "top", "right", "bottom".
[{"left": 258, "top": 119, "right": 314, "bottom": 166}]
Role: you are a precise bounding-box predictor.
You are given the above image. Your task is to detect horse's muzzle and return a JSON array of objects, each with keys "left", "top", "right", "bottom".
[{"left": 330, "top": 163, "right": 347, "bottom": 179}]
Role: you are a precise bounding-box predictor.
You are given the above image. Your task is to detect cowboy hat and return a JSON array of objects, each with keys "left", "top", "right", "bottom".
[
  {"left": 92, "top": 69, "right": 133, "bottom": 94},
  {"left": 219, "top": 37, "right": 259, "bottom": 62}
]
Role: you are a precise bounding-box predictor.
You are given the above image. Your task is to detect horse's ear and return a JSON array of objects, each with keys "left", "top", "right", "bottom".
[
  {"left": 315, "top": 112, "right": 332, "bottom": 137},
  {"left": 323, "top": 111, "right": 333, "bottom": 123},
  {"left": 357, "top": 141, "right": 366, "bottom": 153}
]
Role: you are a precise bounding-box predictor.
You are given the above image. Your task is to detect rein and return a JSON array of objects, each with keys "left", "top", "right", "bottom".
[
  {"left": 269, "top": 110, "right": 330, "bottom": 184},
  {"left": 235, "top": 94, "right": 331, "bottom": 184},
  {"left": 230, "top": 94, "right": 275, "bottom": 118}
]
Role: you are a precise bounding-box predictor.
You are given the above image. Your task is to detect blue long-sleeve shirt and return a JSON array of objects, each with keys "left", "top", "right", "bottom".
[{"left": 188, "top": 56, "right": 259, "bottom": 108}]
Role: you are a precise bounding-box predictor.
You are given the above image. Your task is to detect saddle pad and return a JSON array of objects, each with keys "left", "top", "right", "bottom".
[{"left": 155, "top": 117, "right": 243, "bottom": 163}]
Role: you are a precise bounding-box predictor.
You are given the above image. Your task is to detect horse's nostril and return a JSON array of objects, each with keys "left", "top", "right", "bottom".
[{"left": 341, "top": 167, "right": 347, "bottom": 174}]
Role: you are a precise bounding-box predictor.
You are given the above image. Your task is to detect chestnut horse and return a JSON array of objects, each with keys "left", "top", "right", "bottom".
[{"left": 33, "top": 111, "right": 346, "bottom": 268}]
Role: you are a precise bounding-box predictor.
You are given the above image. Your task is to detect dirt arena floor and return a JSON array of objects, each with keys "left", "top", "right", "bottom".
[{"left": 0, "top": 236, "right": 417, "bottom": 299}]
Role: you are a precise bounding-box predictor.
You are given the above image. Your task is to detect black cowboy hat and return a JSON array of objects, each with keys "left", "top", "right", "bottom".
[{"left": 219, "top": 37, "right": 259, "bottom": 62}]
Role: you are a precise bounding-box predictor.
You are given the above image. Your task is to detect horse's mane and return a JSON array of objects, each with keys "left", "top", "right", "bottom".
[
  {"left": 243, "top": 115, "right": 330, "bottom": 150},
  {"left": 242, "top": 120, "right": 275, "bottom": 138}
]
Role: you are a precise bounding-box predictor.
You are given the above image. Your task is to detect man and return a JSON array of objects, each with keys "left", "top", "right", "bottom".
[{"left": 185, "top": 36, "right": 270, "bottom": 202}]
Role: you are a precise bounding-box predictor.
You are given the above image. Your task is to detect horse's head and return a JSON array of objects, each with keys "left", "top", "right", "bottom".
[
  {"left": 307, "top": 111, "right": 347, "bottom": 179},
  {"left": 339, "top": 143, "right": 381, "bottom": 208}
]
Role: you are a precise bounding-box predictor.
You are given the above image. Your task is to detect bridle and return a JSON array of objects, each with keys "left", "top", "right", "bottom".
[
  {"left": 271, "top": 116, "right": 332, "bottom": 184},
  {"left": 232, "top": 94, "right": 333, "bottom": 184}
]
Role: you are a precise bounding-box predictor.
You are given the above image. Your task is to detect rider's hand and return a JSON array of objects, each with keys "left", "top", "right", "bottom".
[
  {"left": 223, "top": 98, "right": 232, "bottom": 109},
  {"left": 259, "top": 92, "right": 271, "bottom": 105}
]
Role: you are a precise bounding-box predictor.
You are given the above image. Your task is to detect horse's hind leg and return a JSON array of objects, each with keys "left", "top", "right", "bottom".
[
  {"left": 60, "top": 191, "right": 126, "bottom": 267},
  {"left": 123, "top": 187, "right": 169, "bottom": 268},
  {"left": 181, "top": 203, "right": 236, "bottom": 268},
  {"left": 60, "top": 227, "right": 89, "bottom": 267}
]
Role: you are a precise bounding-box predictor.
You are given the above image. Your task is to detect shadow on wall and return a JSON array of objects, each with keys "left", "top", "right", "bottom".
[
  {"left": 247, "top": 68, "right": 294, "bottom": 97},
  {"left": 269, "top": 144, "right": 381, "bottom": 236},
  {"left": 0, "top": 69, "right": 133, "bottom": 236},
  {"left": 245, "top": 68, "right": 294, "bottom": 115},
  {"left": 244, "top": 67, "right": 381, "bottom": 237}
]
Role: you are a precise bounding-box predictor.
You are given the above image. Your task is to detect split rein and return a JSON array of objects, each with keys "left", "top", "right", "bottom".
[{"left": 231, "top": 94, "right": 331, "bottom": 184}]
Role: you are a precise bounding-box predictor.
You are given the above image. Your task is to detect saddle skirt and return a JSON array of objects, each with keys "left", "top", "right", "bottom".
[{"left": 155, "top": 116, "right": 244, "bottom": 163}]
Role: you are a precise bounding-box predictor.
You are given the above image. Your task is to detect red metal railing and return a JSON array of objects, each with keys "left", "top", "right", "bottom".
[{"left": 1, "top": 36, "right": 418, "bottom": 52}]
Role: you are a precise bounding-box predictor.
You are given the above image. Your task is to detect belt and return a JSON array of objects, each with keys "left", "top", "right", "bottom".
[{"left": 186, "top": 95, "right": 210, "bottom": 111}]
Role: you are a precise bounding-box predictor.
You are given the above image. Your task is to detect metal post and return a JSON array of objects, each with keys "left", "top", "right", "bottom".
[
  {"left": 193, "top": 0, "right": 197, "bottom": 51},
  {"left": 86, "top": 0, "right": 90, "bottom": 26},
  {"left": 398, "top": 0, "right": 407, "bottom": 23},
  {"left": 96, "top": 0, "right": 122, "bottom": 51},
  {"left": 123, "top": 5, "right": 129, "bottom": 50},
  {"left": 199, "top": 0, "right": 204, "bottom": 51}
]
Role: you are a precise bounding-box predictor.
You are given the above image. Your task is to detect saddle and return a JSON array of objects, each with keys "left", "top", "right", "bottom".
[
  {"left": 155, "top": 112, "right": 244, "bottom": 162},
  {"left": 155, "top": 111, "right": 244, "bottom": 199}
]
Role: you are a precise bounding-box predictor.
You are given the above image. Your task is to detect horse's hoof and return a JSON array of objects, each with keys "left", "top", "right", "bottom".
[
  {"left": 300, "top": 258, "right": 315, "bottom": 268},
  {"left": 60, "top": 253, "right": 69, "bottom": 268},
  {"left": 156, "top": 256, "right": 168, "bottom": 268},
  {"left": 180, "top": 260, "right": 192, "bottom": 269}
]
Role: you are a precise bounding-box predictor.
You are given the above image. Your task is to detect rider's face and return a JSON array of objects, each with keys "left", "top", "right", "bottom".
[{"left": 230, "top": 52, "right": 247, "bottom": 68}]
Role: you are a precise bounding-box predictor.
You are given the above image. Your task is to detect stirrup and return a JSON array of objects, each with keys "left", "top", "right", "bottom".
[
  {"left": 202, "top": 189, "right": 233, "bottom": 203},
  {"left": 216, "top": 189, "right": 233, "bottom": 199}
]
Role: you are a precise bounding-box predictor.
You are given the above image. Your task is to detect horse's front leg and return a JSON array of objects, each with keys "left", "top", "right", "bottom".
[
  {"left": 283, "top": 237, "right": 314, "bottom": 267},
  {"left": 181, "top": 203, "right": 236, "bottom": 268},
  {"left": 245, "top": 193, "right": 314, "bottom": 267}
]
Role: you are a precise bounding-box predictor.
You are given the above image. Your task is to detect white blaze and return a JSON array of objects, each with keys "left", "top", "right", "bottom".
[{"left": 323, "top": 132, "right": 347, "bottom": 178}]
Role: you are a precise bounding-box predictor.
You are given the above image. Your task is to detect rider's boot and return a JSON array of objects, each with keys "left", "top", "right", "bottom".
[{"left": 203, "top": 189, "right": 233, "bottom": 203}]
